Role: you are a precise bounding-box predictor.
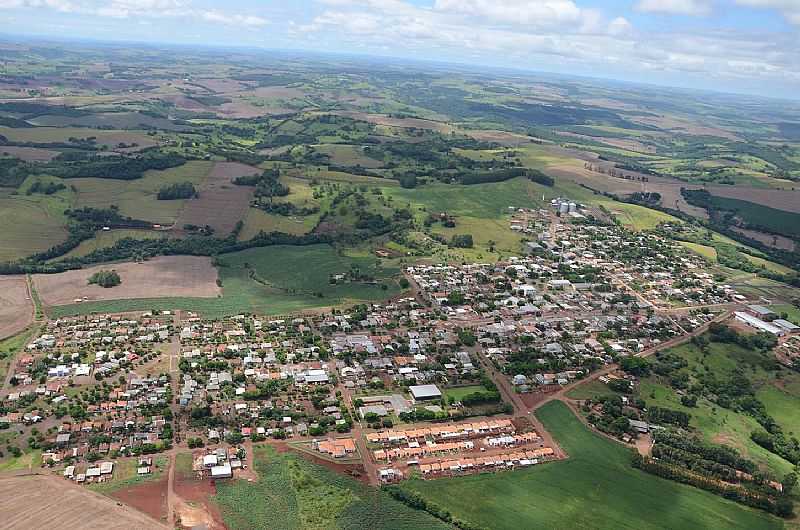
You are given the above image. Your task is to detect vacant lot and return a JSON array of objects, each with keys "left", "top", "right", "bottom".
[
  {"left": 177, "top": 162, "right": 259, "bottom": 236},
  {"left": 0, "top": 276, "right": 33, "bottom": 339},
  {"left": 0, "top": 474, "right": 167, "bottom": 529},
  {"left": 401, "top": 401, "right": 782, "bottom": 530},
  {"left": 34, "top": 256, "right": 220, "bottom": 306}
]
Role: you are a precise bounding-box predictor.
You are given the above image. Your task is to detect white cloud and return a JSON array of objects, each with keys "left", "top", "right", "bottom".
[
  {"left": 0, "top": 0, "right": 267, "bottom": 26},
  {"left": 635, "top": 0, "right": 712, "bottom": 16}
]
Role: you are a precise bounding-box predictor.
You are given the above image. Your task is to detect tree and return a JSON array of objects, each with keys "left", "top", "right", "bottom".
[{"left": 88, "top": 270, "right": 121, "bottom": 288}]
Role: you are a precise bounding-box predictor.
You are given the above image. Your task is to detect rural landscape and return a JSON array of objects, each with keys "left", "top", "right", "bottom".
[{"left": 1, "top": 16, "right": 800, "bottom": 530}]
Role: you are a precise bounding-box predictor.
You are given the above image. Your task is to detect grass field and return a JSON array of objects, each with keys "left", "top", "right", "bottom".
[
  {"left": 400, "top": 401, "right": 784, "bottom": 530},
  {"left": 88, "top": 456, "right": 168, "bottom": 495},
  {"left": 0, "top": 190, "right": 69, "bottom": 262},
  {"left": 71, "top": 160, "right": 213, "bottom": 224},
  {"left": 597, "top": 200, "right": 681, "bottom": 231},
  {"left": 565, "top": 379, "right": 621, "bottom": 400},
  {"left": 213, "top": 445, "right": 449, "bottom": 530},
  {"left": 48, "top": 244, "right": 402, "bottom": 319},
  {"left": 443, "top": 385, "right": 486, "bottom": 402},
  {"left": 707, "top": 194, "right": 800, "bottom": 239},
  {"left": 639, "top": 340, "right": 797, "bottom": 476},
  {"left": 678, "top": 241, "right": 718, "bottom": 262}
]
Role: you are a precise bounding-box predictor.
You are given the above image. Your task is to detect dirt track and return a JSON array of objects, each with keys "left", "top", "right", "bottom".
[
  {"left": 0, "top": 275, "right": 33, "bottom": 339},
  {"left": 33, "top": 256, "right": 220, "bottom": 307},
  {"left": 0, "top": 474, "right": 168, "bottom": 529}
]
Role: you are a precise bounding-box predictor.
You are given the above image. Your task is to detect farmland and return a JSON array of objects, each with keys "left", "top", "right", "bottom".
[
  {"left": 0, "top": 190, "right": 69, "bottom": 262},
  {"left": 33, "top": 255, "right": 220, "bottom": 307},
  {"left": 0, "top": 275, "right": 33, "bottom": 339},
  {"left": 400, "top": 401, "right": 784, "bottom": 530},
  {"left": 48, "top": 245, "right": 401, "bottom": 318},
  {"left": 0, "top": 474, "right": 167, "bottom": 530}
]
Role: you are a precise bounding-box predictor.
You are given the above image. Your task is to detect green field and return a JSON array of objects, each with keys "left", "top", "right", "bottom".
[
  {"left": 597, "top": 200, "right": 681, "bottom": 231},
  {"left": 71, "top": 160, "right": 213, "bottom": 224},
  {"left": 48, "top": 244, "right": 402, "bottom": 319},
  {"left": 400, "top": 401, "right": 784, "bottom": 530},
  {"left": 640, "top": 340, "right": 797, "bottom": 476},
  {"left": 565, "top": 379, "right": 622, "bottom": 400},
  {"left": 0, "top": 190, "right": 70, "bottom": 261},
  {"left": 214, "top": 445, "right": 449, "bottom": 530},
  {"left": 88, "top": 456, "right": 168, "bottom": 495},
  {"left": 443, "top": 385, "right": 486, "bottom": 402},
  {"left": 678, "top": 241, "right": 719, "bottom": 262}
]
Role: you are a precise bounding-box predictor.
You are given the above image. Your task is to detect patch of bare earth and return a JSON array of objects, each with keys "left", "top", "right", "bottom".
[
  {"left": 177, "top": 161, "right": 260, "bottom": 236},
  {"left": 111, "top": 477, "right": 169, "bottom": 524},
  {"left": 0, "top": 275, "right": 33, "bottom": 340},
  {"left": 173, "top": 468, "right": 226, "bottom": 530},
  {"left": 33, "top": 256, "right": 220, "bottom": 307},
  {"left": 0, "top": 474, "right": 167, "bottom": 529},
  {"left": 708, "top": 185, "right": 800, "bottom": 214}
]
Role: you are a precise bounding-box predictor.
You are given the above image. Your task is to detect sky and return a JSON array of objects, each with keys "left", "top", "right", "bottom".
[{"left": 1, "top": 0, "right": 799, "bottom": 99}]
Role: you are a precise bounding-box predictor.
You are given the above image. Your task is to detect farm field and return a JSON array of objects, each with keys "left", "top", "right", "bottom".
[
  {"left": 47, "top": 245, "right": 401, "bottom": 319},
  {"left": 33, "top": 255, "right": 220, "bottom": 307},
  {"left": 213, "top": 444, "right": 449, "bottom": 530},
  {"left": 71, "top": 160, "right": 214, "bottom": 224},
  {"left": 0, "top": 145, "right": 59, "bottom": 161},
  {"left": 0, "top": 126, "right": 158, "bottom": 151},
  {"left": 678, "top": 241, "right": 718, "bottom": 262},
  {"left": 596, "top": 200, "right": 680, "bottom": 231},
  {"left": 400, "top": 401, "right": 784, "bottom": 530},
  {"left": 0, "top": 190, "right": 70, "bottom": 262},
  {"left": 0, "top": 474, "right": 167, "bottom": 530},
  {"left": 0, "top": 275, "right": 33, "bottom": 339},
  {"left": 704, "top": 194, "right": 800, "bottom": 239},
  {"left": 708, "top": 186, "right": 800, "bottom": 215},
  {"left": 177, "top": 161, "right": 259, "bottom": 236}
]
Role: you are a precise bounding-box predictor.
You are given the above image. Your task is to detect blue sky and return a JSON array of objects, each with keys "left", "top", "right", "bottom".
[{"left": 1, "top": 0, "right": 799, "bottom": 98}]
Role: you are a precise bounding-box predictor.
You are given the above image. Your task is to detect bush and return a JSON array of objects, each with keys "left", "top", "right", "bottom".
[
  {"left": 88, "top": 270, "right": 121, "bottom": 288},
  {"left": 157, "top": 181, "right": 197, "bottom": 200}
]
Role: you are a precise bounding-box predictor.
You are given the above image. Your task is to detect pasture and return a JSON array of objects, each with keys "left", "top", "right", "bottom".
[
  {"left": 71, "top": 160, "right": 213, "bottom": 224},
  {"left": 400, "top": 401, "right": 783, "bottom": 530},
  {"left": 213, "top": 445, "right": 448, "bottom": 530},
  {"left": 34, "top": 255, "right": 220, "bottom": 307},
  {"left": 0, "top": 474, "right": 167, "bottom": 530},
  {"left": 0, "top": 190, "right": 69, "bottom": 262}
]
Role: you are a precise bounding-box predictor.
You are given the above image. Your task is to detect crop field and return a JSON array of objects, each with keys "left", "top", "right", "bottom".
[
  {"left": 33, "top": 255, "right": 220, "bottom": 307},
  {"left": 400, "top": 401, "right": 783, "bottom": 530},
  {"left": 61, "top": 229, "right": 167, "bottom": 260},
  {"left": 177, "top": 161, "right": 259, "bottom": 236},
  {"left": 313, "top": 144, "right": 384, "bottom": 169},
  {"left": 0, "top": 474, "right": 167, "bottom": 530},
  {"left": 704, "top": 194, "right": 800, "bottom": 238},
  {"left": 0, "top": 275, "right": 33, "bottom": 339},
  {"left": 213, "top": 445, "right": 449, "bottom": 530},
  {"left": 0, "top": 126, "right": 157, "bottom": 151},
  {"left": 708, "top": 185, "right": 800, "bottom": 214},
  {"left": 48, "top": 245, "right": 401, "bottom": 319},
  {"left": 0, "top": 190, "right": 69, "bottom": 262},
  {"left": 71, "top": 160, "right": 214, "bottom": 224}
]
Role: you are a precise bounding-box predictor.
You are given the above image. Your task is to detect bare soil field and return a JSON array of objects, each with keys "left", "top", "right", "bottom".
[
  {"left": 111, "top": 477, "right": 169, "bottom": 524},
  {"left": 0, "top": 276, "right": 33, "bottom": 340},
  {"left": 0, "top": 474, "right": 167, "bottom": 529},
  {"left": 0, "top": 145, "right": 59, "bottom": 161},
  {"left": 33, "top": 256, "right": 220, "bottom": 307},
  {"left": 708, "top": 185, "right": 800, "bottom": 213},
  {"left": 177, "top": 161, "right": 260, "bottom": 236},
  {"left": 173, "top": 466, "right": 226, "bottom": 529},
  {"left": 733, "top": 227, "right": 796, "bottom": 251}
]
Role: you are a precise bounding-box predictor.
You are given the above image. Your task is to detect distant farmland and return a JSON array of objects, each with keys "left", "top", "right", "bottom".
[{"left": 0, "top": 275, "right": 33, "bottom": 339}]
